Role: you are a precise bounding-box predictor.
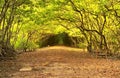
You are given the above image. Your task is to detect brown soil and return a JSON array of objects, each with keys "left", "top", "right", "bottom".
[{"left": 0, "top": 46, "right": 120, "bottom": 78}]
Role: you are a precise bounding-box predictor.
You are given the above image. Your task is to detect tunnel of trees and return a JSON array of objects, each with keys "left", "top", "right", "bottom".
[
  {"left": 0, "top": 0, "right": 120, "bottom": 59},
  {"left": 40, "top": 32, "right": 80, "bottom": 47}
]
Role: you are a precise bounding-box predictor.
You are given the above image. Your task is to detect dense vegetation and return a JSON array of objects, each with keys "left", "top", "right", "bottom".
[{"left": 0, "top": 0, "right": 120, "bottom": 58}]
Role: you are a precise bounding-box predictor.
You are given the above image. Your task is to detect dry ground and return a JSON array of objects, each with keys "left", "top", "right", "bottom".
[{"left": 0, "top": 46, "right": 120, "bottom": 78}]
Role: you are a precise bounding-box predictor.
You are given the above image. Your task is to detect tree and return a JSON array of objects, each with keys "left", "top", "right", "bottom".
[
  {"left": 46, "top": 0, "right": 120, "bottom": 54},
  {"left": 0, "top": 0, "right": 120, "bottom": 59},
  {"left": 0, "top": 0, "right": 31, "bottom": 58}
]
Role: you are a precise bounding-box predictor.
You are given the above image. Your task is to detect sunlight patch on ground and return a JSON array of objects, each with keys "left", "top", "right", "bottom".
[{"left": 37, "top": 46, "right": 87, "bottom": 52}]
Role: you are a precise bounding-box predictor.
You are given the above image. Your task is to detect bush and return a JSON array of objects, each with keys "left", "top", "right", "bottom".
[
  {"left": 77, "top": 43, "right": 87, "bottom": 49},
  {"left": 15, "top": 39, "right": 38, "bottom": 52}
]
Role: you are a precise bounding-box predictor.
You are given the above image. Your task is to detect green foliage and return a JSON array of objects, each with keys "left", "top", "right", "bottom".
[
  {"left": 77, "top": 43, "right": 87, "bottom": 49},
  {"left": 15, "top": 39, "right": 26, "bottom": 50},
  {"left": 0, "top": 0, "right": 120, "bottom": 56},
  {"left": 15, "top": 38, "right": 38, "bottom": 51}
]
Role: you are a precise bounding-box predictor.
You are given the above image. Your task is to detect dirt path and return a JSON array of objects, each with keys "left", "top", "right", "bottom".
[{"left": 0, "top": 46, "right": 120, "bottom": 78}]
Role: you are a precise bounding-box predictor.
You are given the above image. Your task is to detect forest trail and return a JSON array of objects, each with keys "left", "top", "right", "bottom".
[{"left": 0, "top": 46, "right": 120, "bottom": 78}]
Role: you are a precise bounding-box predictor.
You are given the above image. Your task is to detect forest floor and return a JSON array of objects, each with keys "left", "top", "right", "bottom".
[{"left": 0, "top": 46, "right": 120, "bottom": 78}]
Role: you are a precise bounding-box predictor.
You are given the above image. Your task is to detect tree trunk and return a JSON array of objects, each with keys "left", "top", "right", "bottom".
[{"left": 0, "top": 0, "right": 18, "bottom": 59}]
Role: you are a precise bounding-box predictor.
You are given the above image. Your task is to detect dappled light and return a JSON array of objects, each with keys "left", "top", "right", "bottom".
[{"left": 0, "top": 0, "right": 120, "bottom": 78}]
